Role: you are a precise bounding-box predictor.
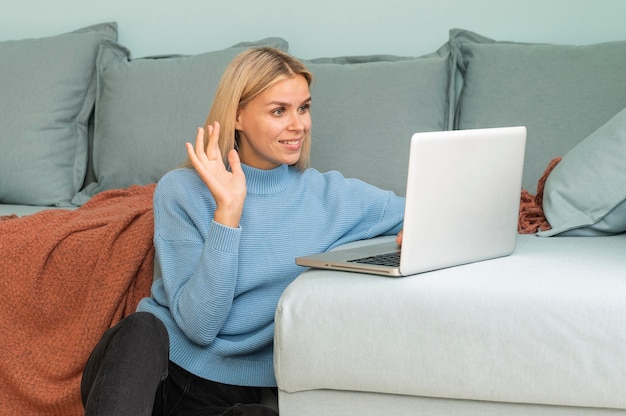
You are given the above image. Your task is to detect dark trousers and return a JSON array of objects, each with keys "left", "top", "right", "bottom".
[{"left": 81, "top": 312, "right": 278, "bottom": 416}]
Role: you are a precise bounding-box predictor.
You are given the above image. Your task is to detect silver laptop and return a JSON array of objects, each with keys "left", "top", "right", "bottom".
[{"left": 296, "top": 126, "right": 527, "bottom": 277}]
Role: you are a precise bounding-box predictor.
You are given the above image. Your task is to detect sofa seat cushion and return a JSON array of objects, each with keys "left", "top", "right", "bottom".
[
  {"left": 274, "top": 234, "right": 626, "bottom": 410},
  {"left": 0, "top": 204, "right": 75, "bottom": 217}
]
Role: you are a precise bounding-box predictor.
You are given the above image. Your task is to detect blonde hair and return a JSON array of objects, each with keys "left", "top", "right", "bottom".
[{"left": 183, "top": 47, "right": 313, "bottom": 170}]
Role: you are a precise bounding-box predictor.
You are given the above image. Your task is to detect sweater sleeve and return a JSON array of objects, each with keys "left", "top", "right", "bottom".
[
  {"left": 316, "top": 171, "right": 405, "bottom": 250},
  {"left": 152, "top": 170, "right": 241, "bottom": 346}
]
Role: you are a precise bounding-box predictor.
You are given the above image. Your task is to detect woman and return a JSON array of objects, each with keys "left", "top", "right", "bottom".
[{"left": 82, "top": 47, "right": 404, "bottom": 416}]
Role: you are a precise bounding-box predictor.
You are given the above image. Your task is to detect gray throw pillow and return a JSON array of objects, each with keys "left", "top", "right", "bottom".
[
  {"left": 451, "top": 29, "right": 626, "bottom": 193},
  {"left": 304, "top": 44, "right": 452, "bottom": 196},
  {"left": 538, "top": 107, "right": 626, "bottom": 237},
  {"left": 73, "top": 37, "right": 289, "bottom": 205},
  {"left": 0, "top": 22, "right": 117, "bottom": 206}
]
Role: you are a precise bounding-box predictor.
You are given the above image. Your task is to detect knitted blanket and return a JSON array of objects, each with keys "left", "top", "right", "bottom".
[
  {"left": 518, "top": 157, "right": 561, "bottom": 234},
  {"left": 0, "top": 184, "right": 156, "bottom": 416}
]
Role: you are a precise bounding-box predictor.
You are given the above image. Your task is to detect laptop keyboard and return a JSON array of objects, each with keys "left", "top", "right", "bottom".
[{"left": 348, "top": 251, "right": 401, "bottom": 267}]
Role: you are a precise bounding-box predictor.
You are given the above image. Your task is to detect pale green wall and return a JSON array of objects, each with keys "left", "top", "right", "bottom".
[{"left": 1, "top": 0, "right": 625, "bottom": 58}]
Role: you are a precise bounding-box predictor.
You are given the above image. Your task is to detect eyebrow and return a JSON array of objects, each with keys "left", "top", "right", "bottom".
[{"left": 266, "top": 97, "right": 312, "bottom": 107}]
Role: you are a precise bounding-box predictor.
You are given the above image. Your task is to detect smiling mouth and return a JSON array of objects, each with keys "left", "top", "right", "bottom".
[{"left": 279, "top": 139, "right": 302, "bottom": 146}]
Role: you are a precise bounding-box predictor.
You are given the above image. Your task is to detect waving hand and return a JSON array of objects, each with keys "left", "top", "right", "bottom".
[{"left": 186, "top": 122, "right": 247, "bottom": 228}]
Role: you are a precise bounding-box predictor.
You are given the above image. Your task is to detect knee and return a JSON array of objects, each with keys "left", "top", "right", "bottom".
[
  {"left": 81, "top": 313, "right": 169, "bottom": 410},
  {"left": 119, "top": 312, "right": 169, "bottom": 355},
  {"left": 123, "top": 312, "right": 168, "bottom": 340}
]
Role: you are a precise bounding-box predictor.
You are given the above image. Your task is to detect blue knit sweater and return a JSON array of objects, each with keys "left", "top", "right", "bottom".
[{"left": 137, "top": 163, "right": 404, "bottom": 387}]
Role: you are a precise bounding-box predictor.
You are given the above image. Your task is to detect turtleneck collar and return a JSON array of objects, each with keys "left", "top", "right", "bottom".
[{"left": 240, "top": 164, "right": 295, "bottom": 195}]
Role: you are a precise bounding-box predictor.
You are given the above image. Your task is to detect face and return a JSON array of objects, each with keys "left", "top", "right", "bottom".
[{"left": 235, "top": 75, "right": 311, "bottom": 170}]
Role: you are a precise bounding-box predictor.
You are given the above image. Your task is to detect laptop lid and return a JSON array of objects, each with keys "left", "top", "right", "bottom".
[{"left": 296, "top": 126, "right": 527, "bottom": 277}]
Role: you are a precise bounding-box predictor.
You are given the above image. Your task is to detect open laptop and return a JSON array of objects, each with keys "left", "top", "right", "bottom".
[{"left": 296, "top": 126, "right": 527, "bottom": 277}]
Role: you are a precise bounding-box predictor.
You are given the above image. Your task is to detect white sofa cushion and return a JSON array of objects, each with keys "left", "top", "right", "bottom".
[{"left": 275, "top": 234, "right": 626, "bottom": 410}]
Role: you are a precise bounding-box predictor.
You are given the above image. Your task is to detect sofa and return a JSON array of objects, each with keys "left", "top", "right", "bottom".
[
  {"left": 1, "top": 22, "right": 625, "bottom": 415},
  {"left": 274, "top": 32, "right": 626, "bottom": 416}
]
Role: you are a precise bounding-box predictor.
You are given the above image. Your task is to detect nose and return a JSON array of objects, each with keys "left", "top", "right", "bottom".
[{"left": 288, "top": 111, "right": 309, "bottom": 132}]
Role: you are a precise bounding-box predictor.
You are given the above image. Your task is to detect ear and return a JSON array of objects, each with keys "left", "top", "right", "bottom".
[{"left": 235, "top": 109, "right": 243, "bottom": 130}]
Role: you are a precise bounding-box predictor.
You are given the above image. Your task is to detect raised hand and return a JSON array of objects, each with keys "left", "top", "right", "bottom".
[{"left": 186, "top": 122, "right": 247, "bottom": 228}]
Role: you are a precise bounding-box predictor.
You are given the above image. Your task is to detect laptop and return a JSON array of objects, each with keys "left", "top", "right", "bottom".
[{"left": 296, "top": 126, "right": 527, "bottom": 277}]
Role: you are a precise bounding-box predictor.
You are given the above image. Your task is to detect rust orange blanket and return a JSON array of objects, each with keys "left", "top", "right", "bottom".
[
  {"left": 518, "top": 157, "right": 561, "bottom": 234},
  {"left": 0, "top": 184, "right": 156, "bottom": 416}
]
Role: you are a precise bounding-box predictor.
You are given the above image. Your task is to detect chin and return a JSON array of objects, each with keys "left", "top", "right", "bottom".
[
  {"left": 284, "top": 158, "right": 301, "bottom": 167},
  {"left": 281, "top": 154, "right": 301, "bottom": 166}
]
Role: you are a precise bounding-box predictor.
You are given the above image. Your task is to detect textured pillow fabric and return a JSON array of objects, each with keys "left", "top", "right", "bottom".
[
  {"left": 305, "top": 44, "right": 452, "bottom": 196},
  {"left": 73, "top": 37, "right": 289, "bottom": 205},
  {"left": 0, "top": 22, "right": 117, "bottom": 206},
  {"left": 538, "top": 108, "right": 626, "bottom": 237},
  {"left": 451, "top": 29, "right": 626, "bottom": 193}
]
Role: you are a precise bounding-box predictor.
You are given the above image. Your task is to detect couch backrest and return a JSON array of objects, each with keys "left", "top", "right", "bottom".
[
  {"left": 4, "top": 25, "right": 626, "bottom": 208},
  {"left": 75, "top": 29, "right": 626, "bottom": 199}
]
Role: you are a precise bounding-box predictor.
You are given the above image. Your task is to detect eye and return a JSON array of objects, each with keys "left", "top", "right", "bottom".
[
  {"left": 272, "top": 107, "right": 285, "bottom": 116},
  {"left": 298, "top": 103, "right": 311, "bottom": 113}
]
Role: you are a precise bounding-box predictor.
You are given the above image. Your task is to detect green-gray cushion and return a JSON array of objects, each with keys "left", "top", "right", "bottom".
[
  {"left": 304, "top": 44, "right": 452, "bottom": 196},
  {"left": 73, "top": 37, "right": 289, "bottom": 205},
  {"left": 538, "top": 107, "right": 626, "bottom": 237},
  {"left": 0, "top": 22, "right": 117, "bottom": 206},
  {"left": 451, "top": 29, "right": 626, "bottom": 193}
]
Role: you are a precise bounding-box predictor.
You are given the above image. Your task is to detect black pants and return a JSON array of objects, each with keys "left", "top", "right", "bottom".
[{"left": 81, "top": 312, "right": 278, "bottom": 416}]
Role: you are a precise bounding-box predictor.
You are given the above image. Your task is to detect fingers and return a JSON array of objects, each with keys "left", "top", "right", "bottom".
[
  {"left": 186, "top": 142, "right": 196, "bottom": 164},
  {"left": 205, "top": 122, "right": 221, "bottom": 160},
  {"left": 186, "top": 128, "right": 203, "bottom": 172},
  {"left": 186, "top": 122, "right": 222, "bottom": 164},
  {"left": 227, "top": 148, "right": 242, "bottom": 174},
  {"left": 196, "top": 126, "right": 206, "bottom": 156}
]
